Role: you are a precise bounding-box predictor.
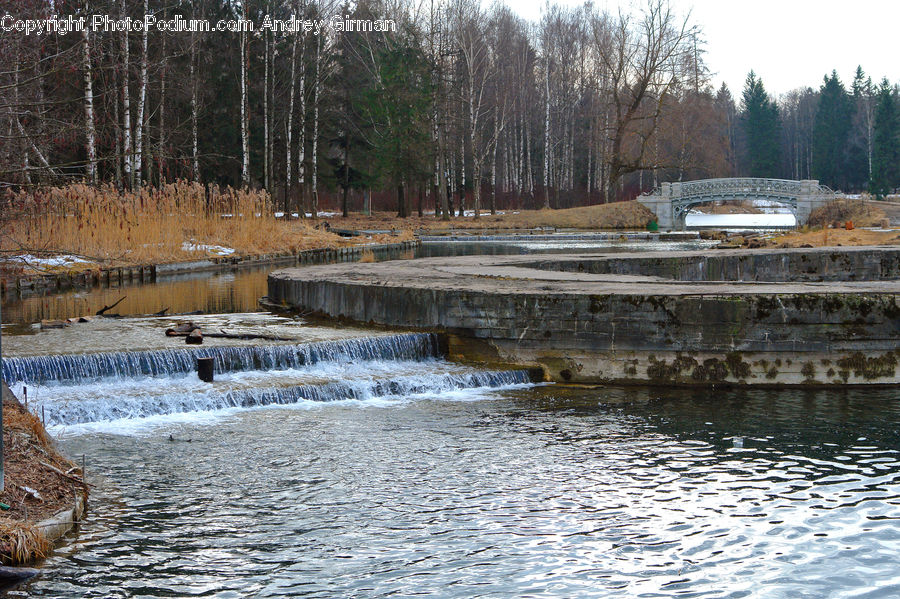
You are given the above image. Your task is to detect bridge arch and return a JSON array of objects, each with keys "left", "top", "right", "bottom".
[{"left": 637, "top": 178, "right": 835, "bottom": 230}]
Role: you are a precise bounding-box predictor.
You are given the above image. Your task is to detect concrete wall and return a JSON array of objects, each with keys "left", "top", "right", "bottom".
[
  {"left": 531, "top": 248, "right": 900, "bottom": 282},
  {"left": 269, "top": 260, "right": 900, "bottom": 386}
]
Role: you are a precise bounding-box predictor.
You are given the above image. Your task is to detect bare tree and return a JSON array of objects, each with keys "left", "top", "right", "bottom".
[{"left": 591, "top": 0, "right": 695, "bottom": 201}]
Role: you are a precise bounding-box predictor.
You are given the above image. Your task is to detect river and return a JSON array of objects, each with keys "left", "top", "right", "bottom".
[{"left": 2, "top": 237, "right": 898, "bottom": 598}]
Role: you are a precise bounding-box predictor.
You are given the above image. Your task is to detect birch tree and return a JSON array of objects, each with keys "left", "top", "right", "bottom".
[
  {"left": 82, "top": 0, "right": 97, "bottom": 183},
  {"left": 134, "top": 0, "right": 149, "bottom": 186},
  {"left": 240, "top": 0, "right": 251, "bottom": 188},
  {"left": 121, "top": 0, "right": 133, "bottom": 188}
]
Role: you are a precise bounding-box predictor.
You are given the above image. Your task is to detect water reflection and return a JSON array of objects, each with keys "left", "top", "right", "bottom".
[
  {"left": 2, "top": 238, "right": 711, "bottom": 329},
  {"left": 2, "top": 268, "right": 271, "bottom": 332}
]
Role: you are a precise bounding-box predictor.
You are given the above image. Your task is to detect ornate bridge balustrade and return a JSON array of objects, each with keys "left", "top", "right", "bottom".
[{"left": 637, "top": 178, "right": 835, "bottom": 229}]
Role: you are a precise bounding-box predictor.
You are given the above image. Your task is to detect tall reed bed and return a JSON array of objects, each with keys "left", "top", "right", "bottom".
[{"left": 1, "top": 182, "right": 342, "bottom": 266}]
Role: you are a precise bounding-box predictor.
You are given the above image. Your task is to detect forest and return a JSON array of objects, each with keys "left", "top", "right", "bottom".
[{"left": 2, "top": 0, "right": 899, "bottom": 219}]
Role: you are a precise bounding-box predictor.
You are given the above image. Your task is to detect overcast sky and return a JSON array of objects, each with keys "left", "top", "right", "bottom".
[{"left": 508, "top": 0, "right": 900, "bottom": 99}]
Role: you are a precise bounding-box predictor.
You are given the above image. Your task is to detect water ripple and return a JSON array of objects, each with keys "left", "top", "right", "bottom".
[{"left": 18, "top": 386, "right": 900, "bottom": 598}]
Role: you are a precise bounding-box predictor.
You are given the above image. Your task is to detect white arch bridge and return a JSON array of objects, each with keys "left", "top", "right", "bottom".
[{"left": 637, "top": 178, "right": 835, "bottom": 230}]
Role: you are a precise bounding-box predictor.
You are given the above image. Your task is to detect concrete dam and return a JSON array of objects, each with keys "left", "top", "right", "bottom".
[{"left": 267, "top": 247, "right": 900, "bottom": 386}]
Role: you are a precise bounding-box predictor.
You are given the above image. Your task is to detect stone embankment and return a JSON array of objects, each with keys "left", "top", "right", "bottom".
[
  {"left": 3, "top": 240, "right": 419, "bottom": 300},
  {"left": 268, "top": 247, "right": 900, "bottom": 386}
]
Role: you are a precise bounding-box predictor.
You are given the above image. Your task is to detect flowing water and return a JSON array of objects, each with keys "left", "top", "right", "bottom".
[
  {"left": 3, "top": 238, "right": 899, "bottom": 597},
  {"left": 12, "top": 380, "right": 900, "bottom": 598}
]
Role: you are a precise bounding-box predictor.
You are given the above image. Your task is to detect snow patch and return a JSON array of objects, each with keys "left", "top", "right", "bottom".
[
  {"left": 686, "top": 213, "right": 796, "bottom": 228},
  {"left": 181, "top": 242, "right": 235, "bottom": 256},
  {"left": 5, "top": 254, "right": 94, "bottom": 269}
]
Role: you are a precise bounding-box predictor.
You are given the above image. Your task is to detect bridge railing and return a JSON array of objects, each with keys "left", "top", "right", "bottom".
[{"left": 668, "top": 178, "right": 812, "bottom": 199}]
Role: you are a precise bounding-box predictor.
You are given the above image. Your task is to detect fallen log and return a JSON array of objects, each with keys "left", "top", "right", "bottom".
[
  {"left": 165, "top": 322, "right": 200, "bottom": 336},
  {"left": 165, "top": 329, "right": 295, "bottom": 342}
]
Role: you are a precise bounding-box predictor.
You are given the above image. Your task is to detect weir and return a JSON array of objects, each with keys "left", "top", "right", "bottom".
[
  {"left": 38, "top": 370, "right": 530, "bottom": 426},
  {"left": 3, "top": 332, "right": 440, "bottom": 385},
  {"left": 267, "top": 247, "right": 900, "bottom": 386}
]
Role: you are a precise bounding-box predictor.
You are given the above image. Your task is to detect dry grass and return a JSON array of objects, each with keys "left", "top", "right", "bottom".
[
  {"left": 0, "top": 391, "right": 84, "bottom": 565},
  {"left": 358, "top": 250, "right": 376, "bottom": 263},
  {"left": 0, "top": 520, "right": 51, "bottom": 564},
  {"left": 327, "top": 201, "right": 655, "bottom": 232},
  {"left": 1, "top": 182, "right": 361, "bottom": 273},
  {"left": 3, "top": 399, "right": 53, "bottom": 450},
  {"left": 807, "top": 199, "right": 887, "bottom": 228},
  {"left": 767, "top": 228, "right": 900, "bottom": 248}
]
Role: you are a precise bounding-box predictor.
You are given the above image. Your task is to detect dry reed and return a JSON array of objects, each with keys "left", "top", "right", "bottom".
[
  {"left": 0, "top": 520, "right": 51, "bottom": 564},
  {"left": 1, "top": 182, "right": 347, "bottom": 269}
]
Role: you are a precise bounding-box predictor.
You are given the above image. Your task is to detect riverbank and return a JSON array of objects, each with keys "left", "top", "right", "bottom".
[
  {"left": 2, "top": 239, "right": 420, "bottom": 303},
  {"left": 0, "top": 382, "right": 87, "bottom": 566},
  {"left": 0, "top": 182, "right": 412, "bottom": 282}
]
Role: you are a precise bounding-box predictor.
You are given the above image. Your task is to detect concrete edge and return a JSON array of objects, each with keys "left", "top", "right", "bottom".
[{"left": 33, "top": 493, "right": 86, "bottom": 544}]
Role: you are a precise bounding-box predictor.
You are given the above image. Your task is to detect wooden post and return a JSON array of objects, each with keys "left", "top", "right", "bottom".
[{"left": 197, "top": 357, "right": 214, "bottom": 382}]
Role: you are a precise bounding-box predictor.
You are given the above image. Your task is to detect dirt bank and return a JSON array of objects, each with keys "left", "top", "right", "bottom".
[{"left": 0, "top": 383, "right": 87, "bottom": 565}]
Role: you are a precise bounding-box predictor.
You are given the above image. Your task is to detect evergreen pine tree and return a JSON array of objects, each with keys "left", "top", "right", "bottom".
[
  {"left": 812, "top": 71, "right": 853, "bottom": 190},
  {"left": 740, "top": 71, "right": 781, "bottom": 177},
  {"left": 870, "top": 79, "right": 900, "bottom": 199},
  {"left": 847, "top": 66, "right": 875, "bottom": 190}
]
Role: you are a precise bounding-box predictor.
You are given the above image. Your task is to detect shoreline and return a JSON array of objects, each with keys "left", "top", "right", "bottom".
[
  {"left": 2, "top": 239, "right": 420, "bottom": 302},
  {"left": 0, "top": 382, "right": 88, "bottom": 570}
]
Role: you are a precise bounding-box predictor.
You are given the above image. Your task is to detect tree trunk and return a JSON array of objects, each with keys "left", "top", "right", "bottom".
[
  {"left": 587, "top": 94, "right": 593, "bottom": 197},
  {"left": 310, "top": 34, "right": 320, "bottom": 219},
  {"left": 490, "top": 109, "right": 499, "bottom": 215},
  {"left": 121, "top": 0, "right": 132, "bottom": 189},
  {"left": 239, "top": 8, "right": 250, "bottom": 189},
  {"left": 297, "top": 40, "right": 306, "bottom": 218},
  {"left": 342, "top": 135, "right": 350, "bottom": 218},
  {"left": 417, "top": 184, "right": 424, "bottom": 217},
  {"left": 439, "top": 149, "right": 449, "bottom": 221},
  {"left": 458, "top": 134, "right": 465, "bottom": 217},
  {"left": 263, "top": 25, "right": 270, "bottom": 191},
  {"left": 542, "top": 61, "right": 551, "bottom": 209},
  {"left": 158, "top": 21, "right": 166, "bottom": 185},
  {"left": 190, "top": 27, "right": 199, "bottom": 182},
  {"left": 113, "top": 55, "right": 122, "bottom": 187},
  {"left": 286, "top": 31, "right": 296, "bottom": 213},
  {"left": 81, "top": 11, "right": 97, "bottom": 183},
  {"left": 134, "top": 0, "right": 149, "bottom": 186},
  {"left": 524, "top": 112, "right": 533, "bottom": 197},
  {"left": 397, "top": 182, "right": 407, "bottom": 217}
]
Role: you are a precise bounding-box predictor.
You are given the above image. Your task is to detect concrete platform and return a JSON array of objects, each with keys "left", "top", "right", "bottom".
[{"left": 268, "top": 247, "right": 900, "bottom": 386}]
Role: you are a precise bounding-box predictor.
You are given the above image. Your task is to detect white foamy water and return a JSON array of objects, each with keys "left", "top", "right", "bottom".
[{"left": 9, "top": 332, "right": 533, "bottom": 435}]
